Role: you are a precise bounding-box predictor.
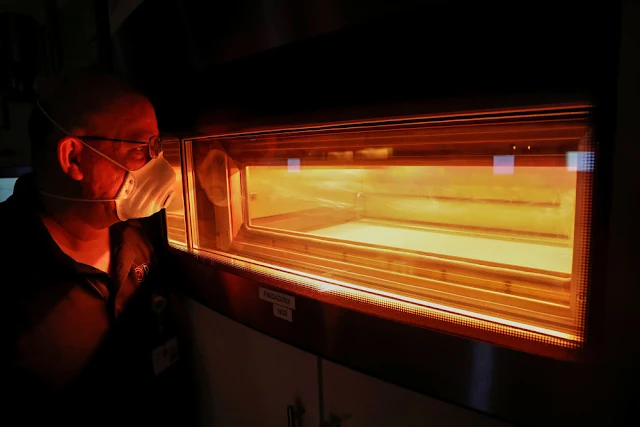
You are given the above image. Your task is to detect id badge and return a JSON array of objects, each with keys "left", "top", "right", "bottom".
[{"left": 152, "top": 337, "right": 179, "bottom": 375}]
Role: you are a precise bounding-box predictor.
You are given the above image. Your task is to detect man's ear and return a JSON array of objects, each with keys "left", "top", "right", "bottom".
[{"left": 57, "top": 136, "right": 84, "bottom": 181}]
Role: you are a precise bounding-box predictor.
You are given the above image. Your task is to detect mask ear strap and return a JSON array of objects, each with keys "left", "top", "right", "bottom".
[
  {"left": 36, "top": 101, "right": 71, "bottom": 136},
  {"left": 36, "top": 101, "right": 132, "bottom": 172},
  {"left": 39, "top": 190, "right": 118, "bottom": 202}
]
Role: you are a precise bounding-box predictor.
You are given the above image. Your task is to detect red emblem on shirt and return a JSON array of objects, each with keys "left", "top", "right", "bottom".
[{"left": 133, "top": 261, "right": 151, "bottom": 283}]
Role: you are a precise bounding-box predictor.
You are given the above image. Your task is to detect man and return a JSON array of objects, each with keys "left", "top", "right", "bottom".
[{"left": 0, "top": 69, "right": 188, "bottom": 426}]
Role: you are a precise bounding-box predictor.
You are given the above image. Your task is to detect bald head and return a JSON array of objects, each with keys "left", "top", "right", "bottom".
[
  {"left": 30, "top": 68, "right": 153, "bottom": 154},
  {"left": 29, "top": 68, "right": 160, "bottom": 228}
]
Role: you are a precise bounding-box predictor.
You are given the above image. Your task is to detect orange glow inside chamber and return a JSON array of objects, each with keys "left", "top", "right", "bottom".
[{"left": 169, "top": 105, "right": 594, "bottom": 348}]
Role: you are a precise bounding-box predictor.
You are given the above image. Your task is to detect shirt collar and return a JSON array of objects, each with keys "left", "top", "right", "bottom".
[{"left": 11, "top": 173, "right": 130, "bottom": 278}]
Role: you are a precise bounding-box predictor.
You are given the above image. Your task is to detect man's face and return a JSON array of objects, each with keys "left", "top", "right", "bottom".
[{"left": 75, "top": 97, "right": 159, "bottom": 226}]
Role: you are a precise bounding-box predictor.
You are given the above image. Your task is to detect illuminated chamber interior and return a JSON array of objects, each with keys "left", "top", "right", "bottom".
[{"left": 166, "top": 105, "right": 594, "bottom": 347}]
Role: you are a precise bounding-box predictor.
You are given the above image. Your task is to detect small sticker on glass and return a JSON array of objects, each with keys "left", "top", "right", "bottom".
[
  {"left": 493, "top": 155, "right": 514, "bottom": 175},
  {"left": 566, "top": 151, "right": 595, "bottom": 172},
  {"left": 288, "top": 158, "right": 300, "bottom": 172}
]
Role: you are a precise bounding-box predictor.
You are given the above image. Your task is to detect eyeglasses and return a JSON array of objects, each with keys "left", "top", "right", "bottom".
[{"left": 81, "top": 135, "right": 163, "bottom": 159}]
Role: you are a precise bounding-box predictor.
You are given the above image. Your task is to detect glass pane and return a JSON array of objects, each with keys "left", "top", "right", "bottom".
[
  {"left": 187, "top": 105, "right": 593, "bottom": 346},
  {"left": 163, "top": 140, "right": 187, "bottom": 248}
]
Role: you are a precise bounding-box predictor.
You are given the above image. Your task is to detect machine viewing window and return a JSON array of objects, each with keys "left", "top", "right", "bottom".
[{"left": 167, "top": 105, "right": 594, "bottom": 349}]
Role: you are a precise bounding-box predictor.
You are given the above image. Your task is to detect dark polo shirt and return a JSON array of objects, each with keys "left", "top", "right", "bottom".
[{"left": 0, "top": 174, "right": 186, "bottom": 426}]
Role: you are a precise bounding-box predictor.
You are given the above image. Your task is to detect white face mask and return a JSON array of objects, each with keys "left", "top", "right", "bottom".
[
  {"left": 37, "top": 102, "right": 177, "bottom": 221},
  {"left": 109, "top": 152, "right": 177, "bottom": 221}
]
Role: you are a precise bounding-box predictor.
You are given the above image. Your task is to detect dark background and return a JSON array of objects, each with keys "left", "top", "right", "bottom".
[
  {"left": 0, "top": 1, "right": 621, "bottom": 136},
  {"left": 113, "top": 0, "right": 617, "bottom": 132},
  {"left": 2, "top": 1, "right": 638, "bottom": 426}
]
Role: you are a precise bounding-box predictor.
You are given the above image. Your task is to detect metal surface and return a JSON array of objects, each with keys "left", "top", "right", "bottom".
[{"left": 170, "top": 249, "right": 596, "bottom": 426}]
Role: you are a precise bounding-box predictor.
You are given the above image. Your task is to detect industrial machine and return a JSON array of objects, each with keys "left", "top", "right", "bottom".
[{"left": 115, "top": 0, "right": 639, "bottom": 425}]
